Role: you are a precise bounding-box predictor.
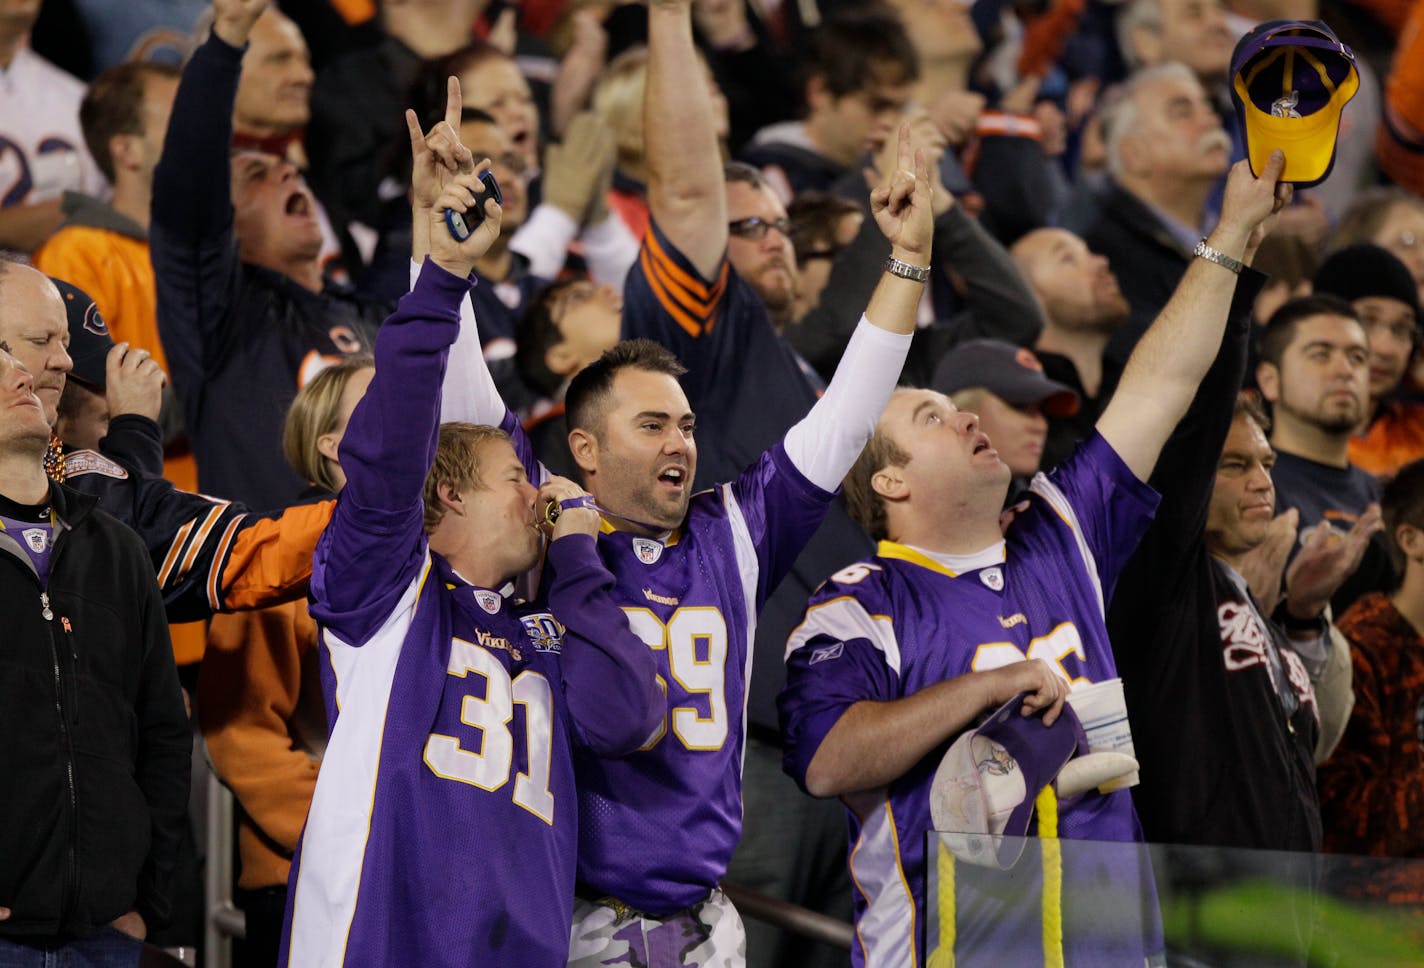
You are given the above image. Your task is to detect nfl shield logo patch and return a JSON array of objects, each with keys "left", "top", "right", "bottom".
[
  {"left": 474, "top": 590, "right": 502, "bottom": 614},
  {"left": 633, "top": 537, "right": 663, "bottom": 565},
  {"left": 980, "top": 567, "right": 1004, "bottom": 591},
  {"left": 22, "top": 528, "right": 47, "bottom": 554}
]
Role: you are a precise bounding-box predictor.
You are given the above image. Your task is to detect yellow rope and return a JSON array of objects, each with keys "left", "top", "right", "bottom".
[
  {"left": 1036, "top": 786, "right": 1064, "bottom": 968},
  {"left": 926, "top": 837, "right": 956, "bottom": 968}
]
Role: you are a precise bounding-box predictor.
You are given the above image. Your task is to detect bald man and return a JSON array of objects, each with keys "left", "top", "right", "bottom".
[{"left": 1012, "top": 226, "right": 1130, "bottom": 471}]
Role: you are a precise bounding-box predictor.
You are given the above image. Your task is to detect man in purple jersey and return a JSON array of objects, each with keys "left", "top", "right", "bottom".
[
  {"left": 779, "top": 152, "right": 1293, "bottom": 967},
  {"left": 423, "top": 83, "right": 936, "bottom": 968},
  {"left": 280, "top": 106, "right": 660, "bottom": 967}
]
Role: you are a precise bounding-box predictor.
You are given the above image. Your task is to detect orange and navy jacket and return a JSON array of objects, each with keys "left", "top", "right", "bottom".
[{"left": 57, "top": 414, "right": 333, "bottom": 625}]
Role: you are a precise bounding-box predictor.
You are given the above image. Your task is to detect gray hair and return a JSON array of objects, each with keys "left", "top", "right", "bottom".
[
  {"left": 1116, "top": 0, "right": 1163, "bottom": 73},
  {"left": 1103, "top": 61, "right": 1200, "bottom": 180}
]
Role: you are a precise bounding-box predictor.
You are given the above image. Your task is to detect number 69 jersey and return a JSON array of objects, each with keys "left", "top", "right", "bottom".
[
  {"left": 779, "top": 434, "right": 1162, "bottom": 968},
  {"left": 546, "top": 439, "right": 837, "bottom": 916}
]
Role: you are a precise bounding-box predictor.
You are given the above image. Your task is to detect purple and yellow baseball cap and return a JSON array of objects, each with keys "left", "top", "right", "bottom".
[
  {"left": 1230, "top": 20, "right": 1359, "bottom": 188},
  {"left": 928, "top": 694, "right": 1084, "bottom": 869}
]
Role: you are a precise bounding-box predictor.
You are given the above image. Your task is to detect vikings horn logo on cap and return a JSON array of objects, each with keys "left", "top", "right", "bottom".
[{"left": 1230, "top": 19, "right": 1359, "bottom": 188}]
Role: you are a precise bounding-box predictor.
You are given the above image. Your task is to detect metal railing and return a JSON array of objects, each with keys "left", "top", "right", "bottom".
[
  {"left": 203, "top": 771, "right": 242, "bottom": 968},
  {"left": 197, "top": 768, "right": 854, "bottom": 968}
]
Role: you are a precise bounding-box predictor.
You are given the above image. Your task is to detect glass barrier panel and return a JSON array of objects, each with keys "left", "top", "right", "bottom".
[{"left": 924, "top": 832, "right": 1424, "bottom": 967}]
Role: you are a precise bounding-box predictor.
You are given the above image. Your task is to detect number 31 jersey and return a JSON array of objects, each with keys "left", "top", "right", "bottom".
[{"left": 284, "top": 548, "right": 582, "bottom": 968}]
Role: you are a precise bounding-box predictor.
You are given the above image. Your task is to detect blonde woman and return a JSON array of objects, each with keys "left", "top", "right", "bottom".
[{"left": 198, "top": 357, "right": 372, "bottom": 968}]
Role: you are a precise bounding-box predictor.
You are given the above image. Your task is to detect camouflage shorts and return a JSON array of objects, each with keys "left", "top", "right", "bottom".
[{"left": 567, "top": 887, "right": 746, "bottom": 968}]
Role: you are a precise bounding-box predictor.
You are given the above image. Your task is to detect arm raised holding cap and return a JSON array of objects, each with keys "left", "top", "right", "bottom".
[{"left": 1097, "top": 152, "right": 1290, "bottom": 482}]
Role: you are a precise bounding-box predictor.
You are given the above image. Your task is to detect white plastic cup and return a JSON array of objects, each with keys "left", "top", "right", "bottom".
[{"left": 1067, "top": 677, "right": 1140, "bottom": 793}]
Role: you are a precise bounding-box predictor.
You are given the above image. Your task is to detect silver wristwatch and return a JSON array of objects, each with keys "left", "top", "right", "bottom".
[
  {"left": 884, "top": 256, "right": 931, "bottom": 282},
  {"left": 1193, "top": 239, "right": 1244, "bottom": 275}
]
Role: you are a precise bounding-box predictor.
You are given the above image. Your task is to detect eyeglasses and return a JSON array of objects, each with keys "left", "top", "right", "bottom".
[
  {"left": 550, "top": 282, "right": 597, "bottom": 326},
  {"left": 728, "top": 216, "right": 791, "bottom": 241}
]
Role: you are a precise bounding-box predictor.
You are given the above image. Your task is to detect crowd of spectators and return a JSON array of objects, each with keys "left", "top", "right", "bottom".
[{"left": 3, "top": 0, "right": 1424, "bottom": 963}]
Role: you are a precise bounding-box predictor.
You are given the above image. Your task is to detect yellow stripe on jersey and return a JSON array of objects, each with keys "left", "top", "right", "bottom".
[{"left": 876, "top": 541, "right": 960, "bottom": 577}]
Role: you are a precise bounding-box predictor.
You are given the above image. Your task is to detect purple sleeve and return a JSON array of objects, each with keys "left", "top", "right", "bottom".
[
  {"left": 310, "top": 260, "right": 474, "bottom": 645},
  {"left": 778, "top": 634, "right": 898, "bottom": 795},
  {"left": 730, "top": 442, "right": 837, "bottom": 605},
  {"left": 1038, "top": 431, "right": 1161, "bottom": 600},
  {"left": 543, "top": 533, "right": 661, "bottom": 755},
  {"left": 500, "top": 408, "right": 549, "bottom": 488}
]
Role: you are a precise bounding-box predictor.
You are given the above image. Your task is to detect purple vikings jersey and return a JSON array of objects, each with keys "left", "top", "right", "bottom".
[
  {"left": 502, "top": 416, "right": 836, "bottom": 914},
  {"left": 780, "top": 434, "right": 1163, "bottom": 967},
  {"left": 282, "top": 263, "right": 657, "bottom": 968}
]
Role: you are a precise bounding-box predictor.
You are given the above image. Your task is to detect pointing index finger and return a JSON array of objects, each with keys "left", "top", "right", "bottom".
[{"left": 445, "top": 76, "right": 463, "bottom": 134}]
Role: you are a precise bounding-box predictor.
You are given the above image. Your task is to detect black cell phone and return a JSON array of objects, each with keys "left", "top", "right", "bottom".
[{"left": 444, "top": 170, "right": 503, "bottom": 242}]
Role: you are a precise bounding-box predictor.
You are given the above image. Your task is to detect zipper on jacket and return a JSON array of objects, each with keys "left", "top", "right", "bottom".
[{"left": 42, "top": 590, "right": 81, "bottom": 921}]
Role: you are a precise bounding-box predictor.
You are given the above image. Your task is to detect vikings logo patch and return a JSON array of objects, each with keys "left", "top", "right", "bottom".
[
  {"left": 474, "top": 590, "right": 502, "bottom": 614},
  {"left": 633, "top": 537, "right": 663, "bottom": 565},
  {"left": 22, "top": 528, "right": 47, "bottom": 553}
]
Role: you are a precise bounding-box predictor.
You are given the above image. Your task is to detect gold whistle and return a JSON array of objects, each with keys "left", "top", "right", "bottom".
[{"left": 543, "top": 499, "right": 562, "bottom": 526}]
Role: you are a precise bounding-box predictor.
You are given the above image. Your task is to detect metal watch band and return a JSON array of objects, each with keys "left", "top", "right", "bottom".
[
  {"left": 884, "top": 256, "right": 931, "bottom": 283},
  {"left": 1193, "top": 239, "right": 1244, "bottom": 275}
]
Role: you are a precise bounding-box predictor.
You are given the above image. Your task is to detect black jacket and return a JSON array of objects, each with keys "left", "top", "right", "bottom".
[
  {"left": 0, "top": 482, "right": 190, "bottom": 940},
  {"left": 1107, "top": 268, "right": 1323, "bottom": 851}
]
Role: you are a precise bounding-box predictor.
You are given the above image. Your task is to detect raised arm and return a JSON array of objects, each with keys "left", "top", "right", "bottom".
[
  {"left": 778, "top": 127, "right": 932, "bottom": 493},
  {"left": 402, "top": 79, "right": 521, "bottom": 431},
  {"left": 311, "top": 162, "right": 502, "bottom": 641},
  {"left": 1096, "top": 152, "right": 1289, "bottom": 481},
  {"left": 646, "top": 0, "right": 726, "bottom": 279},
  {"left": 149, "top": 0, "right": 264, "bottom": 400}
]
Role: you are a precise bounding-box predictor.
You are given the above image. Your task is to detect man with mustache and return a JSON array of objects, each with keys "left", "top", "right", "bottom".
[
  {"left": 1257, "top": 294, "right": 1394, "bottom": 615},
  {"left": 1069, "top": 63, "right": 1233, "bottom": 369},
  {"left": 152, "top": 0, "right": 388, "bottom": 508}
]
